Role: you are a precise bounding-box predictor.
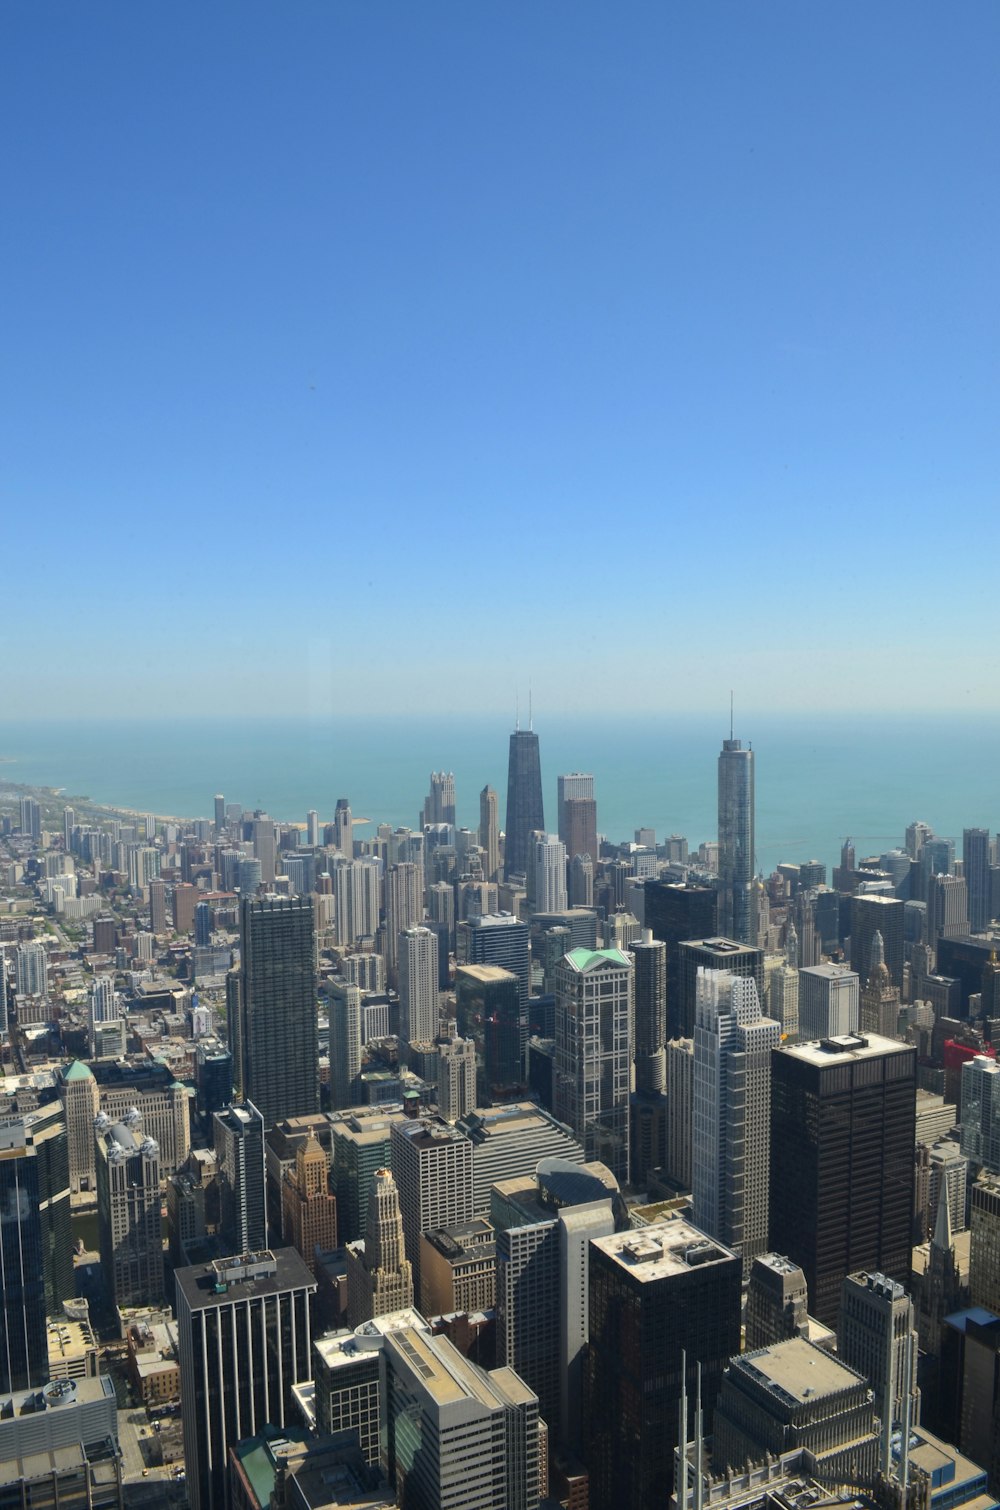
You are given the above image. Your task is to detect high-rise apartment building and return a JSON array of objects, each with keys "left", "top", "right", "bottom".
[
  {"left": 436, "top": 1034, "right": 476, "bottom": 1121},
  {"left": 422, "top": 771, "right": 456, "bottom": 828},
  {"left": 384, "top": 1326, "right": 541, "bottom": 1510},
  {"left": 479, "top": 785, "right": 500, "bottom": 882},
  {"left": 390, "top": 1119, "right": 474, "bottom": 1305},
  {"left": 385, "top": 862, "right": 423, "bottom": 977},
  {"left": 693, "top": 969, "right": 780, "bottom": 1272},
  {"left": 214, "top": 1103, "right": 267, "bottom": 1256},
  {"left": 554, "top": 947, "right": 633, "bottom": 1185},
  {"left": 252, "top": 816, "right": 277, "bottom": 884},
  {"left": 331, "top": 856, "right": 380, "bottom": 946},
  {"left": 505, "top": 728, "right": 544, "bottom": 881},
  {"left": 16, "top": 940, "right": 47, "bottom": 999},
  {"left": 19, "top": 796, "right": 40, "bottom": 841},
  {"left": 718, "top": 736, "right": 757, "bottom": 946},
  {"left": 329, "top": 979, "right": 363, "bottom": 1110},
  {"left": 770, "top": 1032, "right": 917, "bottom": 1326},
  {"left": 964, "top": 828, "right": 991, "bottom": 933},
  {"left": 850, "top": 894, "right": 904, "bottom": 991},
  {"left": 0, "top": 1102, "right": 72, "bottom": 1392},
  {"left": 586, "top": 1218, "right": 742, "bottom": 1509},
  {"left": 333, "top": 796, "right": 352, "bottom": 856},
  {"left": 798, "top": 964, "right": 859, "bottom": 1039},
  {"left": 95, "top": 1113, "right": 163, "bottom": 1309},
  {"left": 176, "top": 1250, "right": 316, "bottom": 1510},
  {"left": 632, "top": 930, "right": 667, "bottom": 1094},
  {"left": 281, "top": 1132, "right": 337, "bottom": 1275},
  {"left": 398, "top": 925, "right": 439, "bottom": 1045},
  {"left": 345, "top": 1166, "right": 414, "bottom": 1325},
  {"left": 237, "top": 895, "right": 318, "bottom": 1129},
  {"left": 533, "top": 833, "right": 568, "bottom": 913}
]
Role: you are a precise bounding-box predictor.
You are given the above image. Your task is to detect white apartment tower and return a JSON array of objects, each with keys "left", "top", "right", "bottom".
[
  {"left": 553, "top": 947, "right": 633, "bottom": 1187},
  {"left": 399, "top": 926, "right": 439, "bottom": 1045}
]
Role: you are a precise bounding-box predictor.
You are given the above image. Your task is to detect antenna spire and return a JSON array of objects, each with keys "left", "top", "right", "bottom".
[
  {"left": 730, "top": 690, "right": 734, "bottom": 741},
  {"left": 515, "top": 692, "right": 519, "bottom": 732},
  {"left": 529, "top": 683, "right": 533, "bottom": 732}
]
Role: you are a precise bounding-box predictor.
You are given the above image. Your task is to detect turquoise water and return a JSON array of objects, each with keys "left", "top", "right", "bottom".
[{"left": 2, "top": 713, "right": 999, "bottom": 879}]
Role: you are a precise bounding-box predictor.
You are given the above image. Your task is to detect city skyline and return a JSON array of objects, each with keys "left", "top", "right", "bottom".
[{"left": 3, "top": 3, "right": 998, "bottom": 718}]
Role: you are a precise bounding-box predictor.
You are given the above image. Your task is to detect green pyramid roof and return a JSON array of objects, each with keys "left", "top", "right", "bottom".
[{"left": 63, "top": 1059, "right": 94, "bottom": 1081}]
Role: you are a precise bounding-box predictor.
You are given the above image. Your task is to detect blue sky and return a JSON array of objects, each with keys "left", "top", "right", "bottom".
[{"left": 3, "top": 2, "right": 997, "bottom": 718}]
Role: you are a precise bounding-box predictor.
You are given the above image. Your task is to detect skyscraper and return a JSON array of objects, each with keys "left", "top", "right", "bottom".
[
  {"left": 558, "top": 773, "right": 598, "bottom": 866},
  {"left": 479, "top": 784, "right": 500, "bottom": 881},
  {"left": 718, "top": 735, "right": 756, "bottom": 946},
  {"left": 505, "top": 727, "right": 544, "bottom": 881},
  {"left": 455, "top": 964, "right": 524, "bottom": 1103},
  {"left": 678, "top": 937, "right": 764, "bottom": 1040},
  {"left": 631, "top": 930, "right": 667, "bottom": 1094},
  {"left": 642, "top": 881, "right": 719, "bottom": 1038},
  {"left": 554, "top": 947, "right": 633, "bottom": 1185},
  {"left": 214, "top": 1102, "right": 267, "bottom": 1255},
  {"left": 770, "top": 1032, "right": 916, "bottom": 1325},
  {"left": 345, "top": 1166, "right": 414, "bottom": 1325},
  {"left": 333, "top": 796, "right": 352, "bottom": 857},
  {"left": 329, "top": 979, "right": 363, "bottom": 1110},
  {"left": 0, "top": 1102, "right": 72, "bottom": 1392},
  {"left": 860, "top": 931, "right": 901, "bottom": 1039},
  {"left": 281, "top": 1132, "right": 337, "bottom": 1275},
  {"left": 422, "top": 771, "right": 456, "bottom": 828},
  {"left": 586, "top": 1218, "right": 742, "bottom": 1508},
  {"left": 176, "top": 1250, "right": 316, "bottom": 1510},
  {"left": 964, "top": 828, "right": 991, "bottom": 934},
  {"left": 926, "top": 873, "right": 969, "bottom": 949},
  {"left": 390, "top": 1119, "right": 474, "bottom": 1305},
  {"left": 95, "top": 1113, "right": 163, "bottom": 1309},
  {"left": 798, "top": 964, "right": 859, "bottom": 1039},
  {"left": 398, "top": 926, "right": 439, "bottom": 1045},
  {"left": 385, "top": 861, "right": 423, "bottom": 978},
  {"left": 533, "top": 834, "right": 568, "bottom": 913},
  {"left": 960, "top": 1055, "right": 1000, "bottom": 1173},
  {"left": 237, "top": 895, "right": 319, "bottom": 1130},
  {"left": 850, "top": 894, "right": 904, "bottom": 991},
  {"left": 693, "top": 968, "right": 780, "bottom": 1272}
]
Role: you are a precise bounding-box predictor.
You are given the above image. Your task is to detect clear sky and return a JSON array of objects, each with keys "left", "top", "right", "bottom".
[{"left": 3, "top": 3, "right": 997, "bottom": 719}]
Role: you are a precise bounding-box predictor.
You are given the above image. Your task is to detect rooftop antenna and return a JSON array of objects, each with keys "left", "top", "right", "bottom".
[
  {"left": 515, "top": 692, "right": 519, "bottom": 733},
  {"left": 529, "top": 683, "right": 533, "bottom": 732},
  {"left": 730, "top": 690, "right": 734, "bottom": 741}
]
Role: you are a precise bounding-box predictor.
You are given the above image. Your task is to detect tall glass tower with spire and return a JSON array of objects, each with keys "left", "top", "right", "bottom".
[
  {"left": 718, "top": 734, "right": 757, "bottom": 946},
  {"left": 504, "top": 727, "right": 544, "bottom": 881}
]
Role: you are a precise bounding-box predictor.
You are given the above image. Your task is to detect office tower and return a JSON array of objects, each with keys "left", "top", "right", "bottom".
[
  {"left": 493, "top": 1158, "right": 621, "bottom": 1446},
  {"left": 712, "top": 1337, "right": 879, "bottom": 1479},
  {"left": 770, "top": 1032, "right": 917, "bottom": 1326},
  {"left": 390, "top": 1119, "right": 473, "bottom": 1304},
  {"left": 95, "top": 1113, "right": 163, "bottom": 1309},
  {"left": 385, "top": 862, "right": 423, "bottom": 978},
  {"left": 398, "top": 926, "right": 439, "bottom": 1045},
  {"left": 237, "top": 895, "right": 318, "bottom": 1130},
  {"left": 454, "top": 1102, "right": 583, "bottom": 1214},
  {"left": 58, "top": 1059, "right": 99, "bottom": 1195},
  {"left": 0, "top": 1104, "right": 72, "bottom": 1392},
  {"left": 960, "top": 1054, "right": 1000, "bottom": 1172},
  {"left": 718, "top": 735, "right": 756, "bottom": 946},
  {"left": 330, "top": 1107, "right": 405, "bottom": 1244},
  {"left": 643, "top": 882, "right": 719, "bottom": 1037},
  {"left": 177, "top": 1249, "right": 316, "bottom": 1510},
  {"left": 148, "top": 877, "right": 167, "bottom": 934},
  {"left": 193, "top": 898, "right": 211, "bottom": 946},
  {"left": 505, "top": 727, "right": 544, "bottom": 881},
  {"left": 533, "top": 833, "right": 568, "bottom": 913},
  {"left": 437, "top": 1035, "right": 476, "bottom": 1121},
  {"left": 963, "top": 828, "right": 991, "bottom": 932},
  {"left": 329, "top": 979, "right": 363, "bottom": 1110},
  {"left": 345, "top": 1166, "right": 414, "bottom": 1325},
  {"left": 568, "top": 852, "right": 594, "bottom": 907},
  {"left": 666, "top": 1036, "right": 695, "bottom": 1189},
  {"left": 281, "top": 1132, "right": 337, "bottom": 1275},
  {"left": 693, "top": 968, "right": 780, "bottom": 1271},
  {"left": 907, "top": 821, "right": 934, "bottom": 861},
  {"left": 16, "top": 939, "right": 47, "bottom": 998},
  {"left": 850, "top": 893, "right": 904, "bottom": 990},
  {"left": 62, "top": 804, "right": 75, "bottom": 849},
  {"left": 745, "top": 1252, "right": 810, "bottom": 1349},
  {"left": 252, "top": 816, "right": 277, "bottom": 884},
  {"left": 213, "top": 793, "right": 226, "bottom": 832},
  {"left": 428, "top": 878, "right": 456, "bottom": 946},
  {"left": 838, "top": 1270, "right": 919, "bottom": 1437},
  {"left": 554, "top": 947, "right": 633, "bottom": 1185},
  {"left": 678, "top": 937, "right": 763, "bottom": 1041},
  {"left": 195, "top": 1040, "right": 233, "bottom": 1129},
  {"left": 860, "top": 931, "right": 901, "bottom": 1038},
  {"left": 214, "top": 1102, "right": 267, "bottom": 1255},
  {"left": 586, "top": 1217, "right": 742, "bottom": 1508},
  {"left": 557, "top": 772, "right": 594, "bottom": 841},
  {"left": 312, "top": 1329, "right": 387, "bottom": 1469},
  {"left": 927, "top": 872, "right": 969, "bottom": 950},
  {"left": 89, "top": 973, "right": 115, "bottom": 1026},
  {"left": 479, "top": 784, "right": 500, "bottom": 881},
  {"left": 422, "top": 770, "right": 456, "bottom": 828},
  {"left": 334, "top": 796, "right": 352, "bottom": 856},
  {"left": 455, "top": 964, "right": 523, "bottom": 1103},
  {"left": 19, "top": 795, "right": 40, "bottom": 840},
  {"left": 235, "top": 857, "right": 261, "bottom": 898},
  {"left": 798, "top": 964, "right": 859, "bottom": 1038},
  {"left": 93, "top": 1066, "right": 192, "bottom": 1178},
  {"left": 462, "top": 911, "right": 530, "bottom": 1009},
  {"left": 970, "top": 1172, "right": 1000, "bottom": 1314},
  {"left": 632, "top": 929, "right": 667, "bottom": 1093},
  {"left": 384, "top": 1326, "right": 541, "bottom": 1510}
]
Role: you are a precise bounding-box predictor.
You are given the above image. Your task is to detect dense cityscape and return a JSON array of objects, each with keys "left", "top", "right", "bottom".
[{"left": 0, "top": 726, "right": 998, "bottom": 1510}]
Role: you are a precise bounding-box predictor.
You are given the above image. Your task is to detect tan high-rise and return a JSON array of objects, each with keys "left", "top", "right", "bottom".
[
  {"left": 282, "top": 1134, "right": 337, "bottom": 1277},
  {"left": 345, "top": 1168, "right": 414, "bottom": 1325}
]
